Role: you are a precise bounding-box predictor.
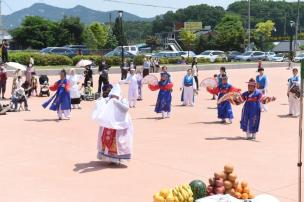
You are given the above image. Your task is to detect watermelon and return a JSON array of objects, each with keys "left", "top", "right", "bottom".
[{"left": 189, "top": 180, "right": 207, "bottom": 200}]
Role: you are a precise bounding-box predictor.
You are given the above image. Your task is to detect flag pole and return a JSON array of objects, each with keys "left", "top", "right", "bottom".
[{"left": 299, "top": 60, "right": 304, "bottom": 202}]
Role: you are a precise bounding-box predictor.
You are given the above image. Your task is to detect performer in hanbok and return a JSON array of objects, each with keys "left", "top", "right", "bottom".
[
  {"left": 68, "top": 68, "right": 83, "bottom": 109},
  {"left": 208, "top": 75, "right": 239, "bottom": 124},
  {"left": 256, "top": 67, "right": 269, "bottom": 112},
  {"left": 92, "top": 84, "right": 133, "bottom": 164},
  {"left": 149, "top": 66, "right": 173, "bottom": 119},
  {"left": 122, "top": 68, "right": 139, "bottom": 108},
  {"left": 42, "top": 69, "right": 71, "bottom": 120},
  {"left": 180, "top": 68, "right": 197, "bottom": 106},
  {"left": 287, "top": 68, "right": 301, "bottom": 117},
  {"left": 217, "top": 66, "right": 227, "bottom": 86},
  {"left": 240, "top": 78, "right": 262, "bottom": 140}
]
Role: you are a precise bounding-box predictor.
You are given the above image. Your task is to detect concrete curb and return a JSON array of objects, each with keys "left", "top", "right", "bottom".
[{"left": 5, "top": 62, "right": 293, "bottom": 77}]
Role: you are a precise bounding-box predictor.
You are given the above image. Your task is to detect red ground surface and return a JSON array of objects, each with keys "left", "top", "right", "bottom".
[{"left": 0, "top": 66, "right": 302, "bottom": 202}]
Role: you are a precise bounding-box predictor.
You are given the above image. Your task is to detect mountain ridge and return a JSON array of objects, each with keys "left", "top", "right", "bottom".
[{"left": 3, "top": 3, "right": 154, "bottom": 29}]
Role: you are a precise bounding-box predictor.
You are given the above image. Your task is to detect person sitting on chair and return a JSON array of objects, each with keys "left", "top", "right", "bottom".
[{"left": 11, "top": 87, "right": 29, "bottom": 111}]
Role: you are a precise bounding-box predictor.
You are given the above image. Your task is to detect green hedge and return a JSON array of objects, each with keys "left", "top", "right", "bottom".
[
  {"left": 9, "top": 52, "right": 73, "bottom": 66},
  {"left": 72, "top": 55, "right": 146, "bottom": 66}
]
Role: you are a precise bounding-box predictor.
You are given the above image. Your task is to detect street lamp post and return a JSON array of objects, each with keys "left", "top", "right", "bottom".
[
  {"left": 290, "top": 21, "right": 296, "bottom": 61},
  {"left": 118, "top": 10, "right": 124, "bottom": 68},
  {"left": 248, "top": 0, "right": 251, "bottom": 51}
]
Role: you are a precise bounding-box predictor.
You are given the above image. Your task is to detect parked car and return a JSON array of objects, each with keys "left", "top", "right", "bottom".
[
  {"left": 152, "top": 51, "right": 181, "bottom": 59},
  {"left": 294, "top": 53, "right": 304, "bottom": 62},
  {"left": 235, "top": 51, "right": 266, "bottom": 61},
  {"left": 40, "top": 47, "right": 75, "bottom": 57},
  {"left": 227, "top": 51, "right": 242, "bottom": 62},
  {"left": 114, "top": 46, "right": 139, "bottom": 55},
  {"left": 196, "top": 50, "right": 227, "bottom": 63},
  {"left": 269, "top": 53, "right": 288, "bottom": 62},
  {"left": 265, "top": 51, "right": 276, "bottom": 61},
  {"left": 64, "top": 45, "right": 90, "bottom": 55},
  {"left": 178, "top": 51, "right": 196, "bottom": 58},
  {"left": 104, "top": 50, "right": 136, "bottom": 58}
]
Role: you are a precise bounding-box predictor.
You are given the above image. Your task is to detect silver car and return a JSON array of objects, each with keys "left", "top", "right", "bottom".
[{"left": 236, "top": 51, "right": 266, "bottom": 61}]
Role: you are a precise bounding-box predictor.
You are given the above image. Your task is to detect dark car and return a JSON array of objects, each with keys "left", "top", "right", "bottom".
[
  {"left": 104, "top": 50, "right": 136, "bottom": 58},
  {"left": 64, "top": 45, "right": 90, "bottom": 55},
  {"left": 40, "top": 47, "right": 76, "bottom": 57},
  {"left": 227, "top": 51, "right": 242, "bottom": 62}
]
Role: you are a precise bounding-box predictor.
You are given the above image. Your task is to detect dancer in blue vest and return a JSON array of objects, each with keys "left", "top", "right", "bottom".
[
  {"left": 209, "top": 75, "right": 238, "bottom": 124},
  {"left": 42, "top": 69, "right": 71, "bottom": 120},
  {"left": 288, "top": 68, "right": 301, "bottom": 117},
  {"left": 240, "top": 78, "right": 262, "bottom": 140},
  {"left": 180, "top": 69, "right": 197, "bottom": 106},
  {"left": 256, "top": 67, "right": 269, "bottom": 112}
]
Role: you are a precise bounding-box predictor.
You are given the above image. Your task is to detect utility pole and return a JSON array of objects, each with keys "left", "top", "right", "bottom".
[
  {"left": 295, "top": 0, "right": 300, "bottom": 57},
  {"left": 248, "top": 0, "right": 251, "bottom": 51}
]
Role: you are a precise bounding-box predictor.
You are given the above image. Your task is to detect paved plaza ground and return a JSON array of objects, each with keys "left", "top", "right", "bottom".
[{"left": 0, "top": 65, "right": 303, "bottom": 202}]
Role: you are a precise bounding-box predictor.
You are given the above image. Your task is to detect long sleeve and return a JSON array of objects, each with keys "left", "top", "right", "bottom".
[
  {"left": 264, "top": 76, "right": 269, "bottom": 90},
  {"left": 207, "top": 87, "right": 220, "bottom": 95},
  {"left": 50, "top": 82, "right": 58, "bottom": 91}
]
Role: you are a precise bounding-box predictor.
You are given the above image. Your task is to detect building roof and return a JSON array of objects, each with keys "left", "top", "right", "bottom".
[{"left": 272, "top": 40, "right": 304, "bottom": 52}]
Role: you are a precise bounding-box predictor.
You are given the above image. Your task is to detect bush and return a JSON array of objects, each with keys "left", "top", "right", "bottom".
[{"left": 9, "top": 52, "right": 73, "bottom": 66}]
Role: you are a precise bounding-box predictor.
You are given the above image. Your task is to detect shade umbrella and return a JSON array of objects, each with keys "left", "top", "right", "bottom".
[
  {"left": 76, "top": 59, "right": 93, "bottom": 67},
  {"left": 5, "top": 62, "right": 26, "bottom": 71}
]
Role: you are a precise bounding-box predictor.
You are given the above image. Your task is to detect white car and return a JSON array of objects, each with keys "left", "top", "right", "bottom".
[
  {"left": 294, "top": 53, "right": 304, "bottom": 62},
  {"left": 114, "top": 45, "right": 139, "bottom": 55},
  {"left": 265, "top": 52, "right": 276, "bottom": 61},
  {"left": 270, "top": 53, "right": 288, "bottom": 62},
  {"left": 196, "top": 50, "right": 227, "bottom": 62},
  {"left": 179, "top": 51, "right": 196, "bottom": 58}
]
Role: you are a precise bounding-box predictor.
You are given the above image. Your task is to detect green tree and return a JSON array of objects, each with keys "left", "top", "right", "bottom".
[
  {"left": 214, "top": 14, "right": 245, "bottom": 51},
  {"left": 112, "top": 17, "right": 127, "bottom": 45},
  {"left": 179, "top": 29, "right": 196, "bottom": 58},
  {"left": 83, "top": 22, "right": 109, "bottom": 49},
  {"left": 105, "top": 29, "right": 119, "bottom": 49},
  {"left": 10, "top": 16, "right": 58, "bottom": 49},
  {"left": 57, "top": 16, "right": 84, "bottom": 46},
  {"left": 256, "top": 20, "right": 275, "bottom": 38}
]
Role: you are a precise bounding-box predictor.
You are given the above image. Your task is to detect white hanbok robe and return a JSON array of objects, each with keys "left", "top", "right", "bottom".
[
  {"left": 181, "top": 75, "right": 197, "bottom": 106},
  {"left": 288, "top": 75, "right": 300, "bottom": 116},
  {"left": 67, "top": 74, "right": 83, "bottom": 99},
  {"left": 125, "top": 74, "right": 139, "bottom": 106},
  {"left": 92, "top": 97, "right": 133, "bottom": 162}
]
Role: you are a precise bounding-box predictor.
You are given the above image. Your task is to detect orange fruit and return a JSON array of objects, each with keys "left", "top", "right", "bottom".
[
  {"left": 241, "top": 181, "right": 248, "bottom": 188},
  {"left": 243, "top": 186, "right": 250, "bottom": 194},
  {"left": 248, "top": 193, "right": 255, "bottom": 199},
  {"left": 236, "top": 185, "right": 243, "bottom": 193},
  {"left": 234, "top": 192, "right": 242, "bottom": 199},
  {"left": 241, "top": 193, "right": 249, "bottom": 199}
]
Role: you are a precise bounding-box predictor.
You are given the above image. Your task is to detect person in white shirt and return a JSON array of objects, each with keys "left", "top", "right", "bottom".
[
  {"left": 191, "top": 57, "right": 199, "bottom": 90},
  {"left": 142, "top": 57, "right": 151, "bottom": 77}
]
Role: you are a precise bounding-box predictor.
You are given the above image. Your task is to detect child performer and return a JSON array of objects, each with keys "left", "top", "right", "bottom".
[
  {"left": 240, "top": 78, "right": 262, "bottom": 140},
  {"left": 149, "top": 66, "right": 173, "bottom": 119},
  {"left": 42, "top": 69, "right": 71, "bottom": 120},
  {"left": 256, "top": 67, "right": 269, "bottom": 112},
  {"left": 287, "top": 68, "right": 300, "bottom": 117},
  {"left": 123, "top": 68, "right": 139, "bottom": 108},
  {"left": 180, "top": 68, "right": 197, "bottom": 106},
  {"left": 208, "top": 75, "right": 239, "bottom": 124}
]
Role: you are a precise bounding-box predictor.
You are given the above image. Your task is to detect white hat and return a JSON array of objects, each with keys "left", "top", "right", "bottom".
[{"left": 109, "top": 84, "right": 121, "bottom": 98}]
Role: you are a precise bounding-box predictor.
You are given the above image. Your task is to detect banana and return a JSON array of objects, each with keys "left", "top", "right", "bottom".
[{"left": 188, "top": 197, "right": 194, "bottom": 202}]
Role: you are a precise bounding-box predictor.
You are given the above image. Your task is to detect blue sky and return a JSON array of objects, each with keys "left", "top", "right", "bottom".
[{"left": 2, "top": 0, "right": 298, "bottom": 17}]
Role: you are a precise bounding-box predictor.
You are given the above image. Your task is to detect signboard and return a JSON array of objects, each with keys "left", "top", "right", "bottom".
[{"left": 184, "top": 22, "right": 202, "bottom": 32}]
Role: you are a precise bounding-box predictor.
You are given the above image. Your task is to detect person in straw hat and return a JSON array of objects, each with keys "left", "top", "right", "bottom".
[
  {"left": 240, "top": 78, "right": 263, "bottom": 140},
  {"left": 92, "top": 84, "right": 133, "bottom": 164},
  {"left": 287, "top": 68, "right": 301, "bottom": 117}
]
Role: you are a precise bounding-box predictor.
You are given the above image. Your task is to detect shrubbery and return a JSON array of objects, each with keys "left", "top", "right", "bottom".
[
  {"left": 8, "top": 52, "right": 227, "bottom": 67},
  {"left": 9, "top": 52, "right": 73, "bottom": 66}
]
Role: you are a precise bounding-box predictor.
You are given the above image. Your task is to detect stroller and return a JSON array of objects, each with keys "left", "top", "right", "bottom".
[
  {"left": 39, "top": 75, "right": 50, "bottom": 97},
  {"left": 81, "top": 81, "right": 95, "bottom": 101}
]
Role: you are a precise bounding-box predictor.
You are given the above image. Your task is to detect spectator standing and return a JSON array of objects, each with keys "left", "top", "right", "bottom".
[
  {"left": 98, "top": 59, "right": 110, "bottom": 94},
  {"left": 0, "top": 66, "right": 7, "bottom": 99},
  {"left": 191, "top": 57, "right": 199, "bottom": 90},
  {"left": 84, "top": 65, "right": 93, "bottom": 88},
  {"left": 120, "top": 59, "right": 129, "bottom": 80},
  {"left": 1, "top": 40, "right": 9, "bottom": 63},
  {"left": 143, "top": 57, "right": 151, "bottom": 77}
]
